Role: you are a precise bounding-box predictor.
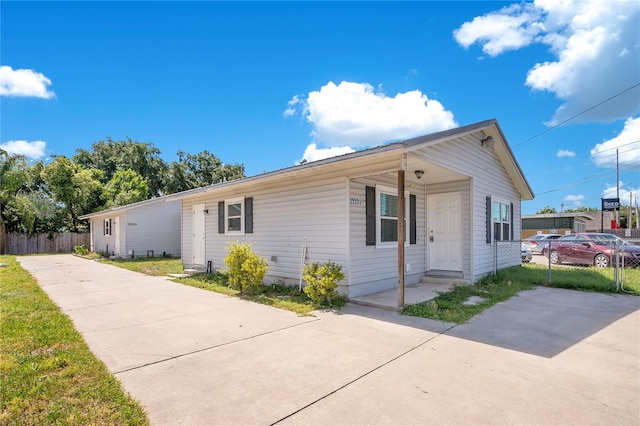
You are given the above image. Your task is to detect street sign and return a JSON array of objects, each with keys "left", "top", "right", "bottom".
[{"left": 602, "top": 198, "right": 620, "bottom": 211}]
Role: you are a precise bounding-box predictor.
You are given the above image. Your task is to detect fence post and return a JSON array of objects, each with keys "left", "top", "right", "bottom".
[{"left": 547, "top": 240, "right": 552, "bottom": 285}]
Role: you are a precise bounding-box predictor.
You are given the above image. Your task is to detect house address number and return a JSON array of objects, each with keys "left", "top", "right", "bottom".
[{"left": 350, "top": 198, "right": 363, "bottom": 206}]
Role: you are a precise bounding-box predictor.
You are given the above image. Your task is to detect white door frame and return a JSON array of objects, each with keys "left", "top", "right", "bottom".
[
  {"left": 114, "top": 217, "right": 121, "bottom": 256},
  {"left": 427, "top": 191, "right": 463, "bottom": 271},
  {"left": 192, "top": 204, "right": 206, "bottom": 266}
]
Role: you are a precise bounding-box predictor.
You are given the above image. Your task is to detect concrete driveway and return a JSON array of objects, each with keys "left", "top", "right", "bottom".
[{"left": 17, "top": 255, "right": 640, "bottom": 425}]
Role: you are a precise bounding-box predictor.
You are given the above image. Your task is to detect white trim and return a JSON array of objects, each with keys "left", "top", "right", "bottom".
[
  {"left": 491, "top": 197, "right": 511, "bottom": 242},
  {"left": 375, "top": 184, "right": 409, "bottom": 248},
  {"left": 225, "top": 197, "right": 245, "bottom": 235}
]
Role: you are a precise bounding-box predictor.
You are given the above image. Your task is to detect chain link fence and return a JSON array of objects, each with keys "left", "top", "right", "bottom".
[{"left": 520, "top": 234, "right": 640, "bottom": 290}]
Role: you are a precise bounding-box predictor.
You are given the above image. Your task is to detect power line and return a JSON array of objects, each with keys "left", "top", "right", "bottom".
[{"left": 513, "top": 82, "right": 640, "bottom": 148}]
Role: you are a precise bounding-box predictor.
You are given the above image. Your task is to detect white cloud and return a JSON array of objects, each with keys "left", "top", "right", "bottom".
[
  {"left": 563, "top": 194, "right": 584, "bottom": 207},
  {"left": 0, "top": 140, "right": 47, "bottom": 159},
  {"left": 453, "top": 3, "right": 543, "bottom": 56},
  {"left": 299, "top": 143, "right": 355, "bottom": 163},
  {"left": 0, "top": 66, "right": 55, "bottom": 99},
  {"left": 285, "top": 81, "right": 457, "bottom": 148},
  {"left": 602, "top": 181, "right": 640, "bottom": 206},
  {"left": 557, "top": 149, "right": 575, "bottom": 158},
  {"left": 454, "top": 0, "right": 640, "bottom": 125},
  {"left": 590, "top": 116, "right": 640, "bottom": 169}
]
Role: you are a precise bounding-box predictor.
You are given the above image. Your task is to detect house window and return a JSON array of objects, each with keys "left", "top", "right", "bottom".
[
  {"left": 103, "top": 219, "right": 111, "bottom": 236},
  {"left": 226, "top": 197, "right": 244, "bottom": 234},
  {"left": 376, "top": 185, "right": 409, "bottom": 247},
  {"left": 492, "top": 201, "right": 511, "bottom": 241}
]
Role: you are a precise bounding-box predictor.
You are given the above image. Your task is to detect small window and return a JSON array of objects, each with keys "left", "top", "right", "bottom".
[
  {"left": 376, "top": 185, "right": 409, "bottom": 247},
  {"left": 103, "top": 219, "right": 111, "bottom": 236},
  {"left": 226, "top": 198, "right": 244, "bottom": 234},
  {"left": 492, "top": 201, "right": 511, "bottom": 241}
]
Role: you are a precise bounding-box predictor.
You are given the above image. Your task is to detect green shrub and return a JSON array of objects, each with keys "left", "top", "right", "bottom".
[
  {"left": 74, "top": 244, "right": 89, "bottom": 255},
  {"left": 223, "top": 242, "right": 268, "bottom": 294},
  {"left": 302, "top": 260, "right": 345, "bottom": 306}
]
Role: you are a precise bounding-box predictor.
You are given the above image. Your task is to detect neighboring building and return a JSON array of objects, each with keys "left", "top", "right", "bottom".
[
  {"left": 79, "top": 198, "right": 181, "bottom": 258},
  {"left": 167, "top": 119, "right": 534, "bottom": 298},
  {"left": 521, "top": 213, "right": 594, "bottom": 238}
]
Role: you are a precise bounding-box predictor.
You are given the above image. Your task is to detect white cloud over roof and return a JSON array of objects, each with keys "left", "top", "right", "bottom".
[
  {"left": 0, "top": 140, "right": 47, "bottom": 159},
  {"left": 590, "top": 116, "right": 640, "bottom": 169},
  {"left": 454, "top": 0, "right": 640, "bottom": 125},
  {"left": 285, "top": 81, "right": 457, "bottom": 148},
  {"left": 0, "top": 66, "right": 55, "bottom": 99},
  {"left": 299, "top": 143, "right": 355, "bottom": 164}
]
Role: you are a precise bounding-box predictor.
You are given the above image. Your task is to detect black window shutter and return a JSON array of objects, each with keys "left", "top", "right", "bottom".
[
  {"left": 365, "top": 186, "right": 376, "bottom": 246},
  {"left": 218, "top": 201, "right": 225, "bottom": 234},
  {"left": 410, "top": 194, "right": 417, "bottom": 244},
  {"left": 510, "top": 202, "right": 514, "bottom": 241},
  {"left": 245, "top": 197, "right": 253, "bottom": 233},
  {"left": 486, "top": 196, "right": 492, "bottom": 244},
  {"left": 109, "top": 218, "right": 112, "bottom": 236}
]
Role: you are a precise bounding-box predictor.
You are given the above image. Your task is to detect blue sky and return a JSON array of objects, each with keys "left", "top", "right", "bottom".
[{"left": 2, "top": 1, "right": 638, "bottom": 215}]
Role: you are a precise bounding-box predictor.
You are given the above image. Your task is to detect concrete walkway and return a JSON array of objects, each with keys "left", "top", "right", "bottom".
[{"left": 17, "top": 255, "right": 640, "bottom": 425}]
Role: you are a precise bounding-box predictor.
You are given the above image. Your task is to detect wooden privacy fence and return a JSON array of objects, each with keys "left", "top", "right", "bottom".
[{"left": 4, "top": 233, "right": 91, "bottom": 255}]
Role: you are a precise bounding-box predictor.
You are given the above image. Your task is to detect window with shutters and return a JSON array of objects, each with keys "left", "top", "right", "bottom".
[
  {"left": 103, "top": 219, "right": 111, "bottom": 236},
  {"left": 492, "top": 200, "right": 511, "bottom": 241},
  {"left": 376, "top": 185, "right": 409, "bottom": 247}
]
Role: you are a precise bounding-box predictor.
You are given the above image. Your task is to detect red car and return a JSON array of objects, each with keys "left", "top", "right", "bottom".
[{"left": 542, "top": 233, "right": 640, "bottom": 268}]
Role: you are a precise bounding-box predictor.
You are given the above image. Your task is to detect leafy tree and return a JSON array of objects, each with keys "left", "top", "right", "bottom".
[
  {"left": 0, "top": 150, "right": 31, "bottom": 252},
  {"left": 536, "top": 206, "right": 557, "bottom": 214},
  {"left": 164, "top": 150, "right": 245, "bottom": 193},
  {"left": 41, "top": 156, "right": 104, "bottom": 232},
  {"left": 74, "top": 137, "right": 168, "bottom": 197},
  {"left": 104, "top": 169, "right": 149, "bottom": 208},
  {"left": 564, "top": 206, "right": 599, "bottom": 213}
]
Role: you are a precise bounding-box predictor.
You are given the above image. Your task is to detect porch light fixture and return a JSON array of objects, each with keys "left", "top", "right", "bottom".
[
  {"left": 481, "top": 136, "right": 495, "bottom": 149},
  {"left": 415, "top": 170, "right": 424, "bottom": 179}
]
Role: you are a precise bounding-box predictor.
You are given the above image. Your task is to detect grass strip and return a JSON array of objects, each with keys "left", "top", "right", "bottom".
[
  {"left": 403, "top": 268, "right": 536, "bottom": 323},
  {"left": 0, "top": 256, "right": 149, "bottom": 426}
]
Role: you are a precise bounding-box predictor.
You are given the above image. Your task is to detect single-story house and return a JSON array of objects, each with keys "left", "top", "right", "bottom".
[
  {"left": 522, "top": 213, "right": 594, "bottom": 238},
  {"left": 79, "top": 198, "right": 181, "bottom": 258},
  {"left": 166, "top": 118, "right": 534, "bottom": 299}
]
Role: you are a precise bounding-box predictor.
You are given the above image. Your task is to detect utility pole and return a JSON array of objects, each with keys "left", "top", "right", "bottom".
[{"left": 616, "top": 149, "right": 620, "bottom": 227}]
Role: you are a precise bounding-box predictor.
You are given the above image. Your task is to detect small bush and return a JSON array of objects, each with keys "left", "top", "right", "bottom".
[
  {"left": 302, "top": 261, "right": 345, "bottom": 306},
  {"left": 223, "top": 242, "right": 268, "bottom": 294},
  {"left": 74, "top": 245, "right": 89, "bottom": 255}
]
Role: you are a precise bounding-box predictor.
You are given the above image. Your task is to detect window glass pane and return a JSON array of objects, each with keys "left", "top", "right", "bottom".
[
  {"left": 228, "top": 203, "right": 241, "bottom": 217},
  {"left": 380, "top": 193, "right": 397, "bottom": 217},
  {"left": 502, "top": 203, "right": 510, "bottom": 222},
  {"left": 228, "top": 217, "right": 241, "bottom": 231},
  {"left": 494, "top": 222, "right": 501, "bottom": 241},
  {"left": 381, "top": 218, "right": 397, "bottom": 242},
  {"left": 503, "top": 223, "right": 510, "bottom": 240},
  {"left": 492, "top": 201, "right": 501, "bottom": 222}
]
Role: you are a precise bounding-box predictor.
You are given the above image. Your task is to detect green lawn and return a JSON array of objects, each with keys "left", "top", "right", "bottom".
[
  {"left": 0, "top": 256, "right": 149, "bottom": 425},
  {"left": 99, "top": 256, "right": 184, "bottom": 276}
]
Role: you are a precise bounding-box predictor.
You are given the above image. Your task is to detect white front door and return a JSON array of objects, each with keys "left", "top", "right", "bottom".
[
  {"left": 114, "top": 217, "right": 121, "bottom": 256},
  {"left": 428, "top": 192, "right": 462, "bottom": 271},
  {"left": 193, "top": 204, "right": 206, "bottom": 266}
]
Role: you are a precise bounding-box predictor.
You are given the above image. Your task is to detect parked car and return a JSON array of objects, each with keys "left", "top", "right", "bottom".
[
  {"left": 521, "top": 242, "right": 532, "bottom": 263},
  {"left": 542, "top": 233, "right": 640, "bottom": 268},
  {"left": 523, "top": 233, "right": 562, "bottom": 254}
]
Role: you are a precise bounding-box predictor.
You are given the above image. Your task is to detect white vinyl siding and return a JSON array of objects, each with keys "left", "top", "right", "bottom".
[
  {"left": 181, "top": 177, "right": 348, "bottom": 287},
  {"left": 125, "top": 200, "right": 181, "bottom": 257},
  {"left": 87, "top": 200, "right": 181, "bottom": 258}
]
